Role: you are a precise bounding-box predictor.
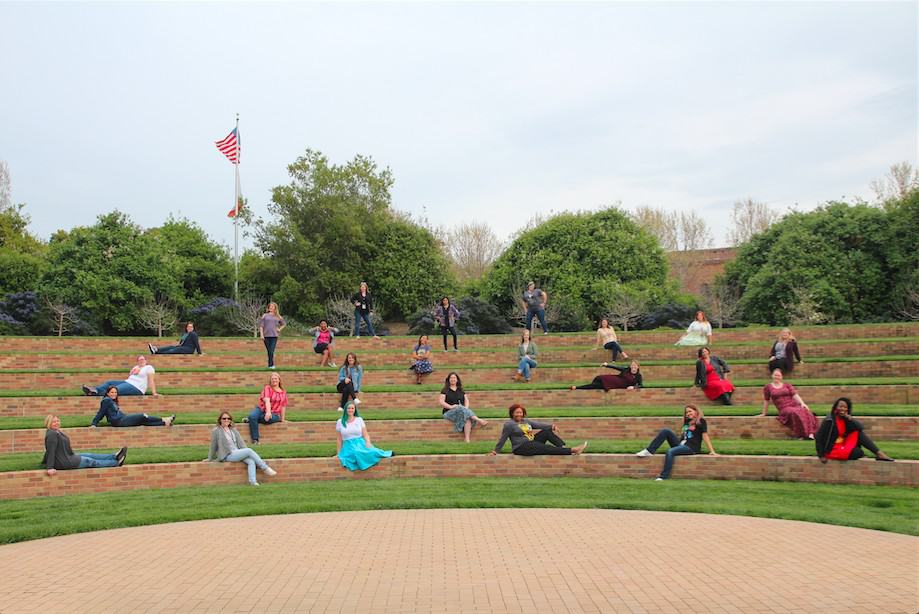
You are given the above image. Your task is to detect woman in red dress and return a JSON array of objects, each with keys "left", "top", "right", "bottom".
[
  {"left": 694, "top": 347, "right": 734, "bottom": 405},
  {"left": 815, "top": 397, "right": 894, "bottom": 462},
  {"left": 761, "top": 369, "right": 817, "bottom": 439}
]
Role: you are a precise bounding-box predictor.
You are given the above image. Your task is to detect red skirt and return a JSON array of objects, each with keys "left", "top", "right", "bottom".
[{"left": 703, "top": 370, "right": 735, "bottom": 401}]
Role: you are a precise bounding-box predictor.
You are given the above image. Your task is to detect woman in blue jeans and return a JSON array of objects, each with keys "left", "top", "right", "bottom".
[
  {"left": 635, "top": 404, "right": 718, "bottom": 480},
  {"left": 43, "top": 415, "right": 127, "bottom": 476},
  {"left": 514, "top": 329, "right": 538, "bottom": 382},
  {"left": 207, "top": 411, "right": 277, "bottom": 486}
]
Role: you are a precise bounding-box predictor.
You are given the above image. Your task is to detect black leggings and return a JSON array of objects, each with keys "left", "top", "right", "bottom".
[
  {"left": 846, "top": 431, "right": 881, "bottom": 460},
  {"left": 575, "top": 377, "right": 607, "bottom": 391},
  {"left": 337, "top": 381, "right": 357, "bottom": 408},
  {"left": 441, "top": 326, "right": 457, "bottom": 350},
  {"left": 513, "top": 429, "right": 572, "bottom": 456}
]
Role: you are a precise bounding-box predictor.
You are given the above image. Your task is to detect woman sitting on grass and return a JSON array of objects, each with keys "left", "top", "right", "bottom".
[
  {"left": 694, "top": 347, "right": 734, "bottom": 405},
  {"left": 43, "top": 415, "right": 126, "bottom": 476},
  {"left": 82, "top": 356, "right": 159, "bottom": 397},
  {"left": 635, "top": 404, "right": 718, "bottom": 480},
  {"left": 815, "top": 397, "right": 894, "bottom": 463},
  {"left": 149, "top": 321, "right": 203, "bottom": 355},
  {"left": 595, "top": 318, "right": 628, "bottom": 362},
  {"left": 409, "top": 335, "right": 434, "bottom": 384},
  {"left": 439, "top": 372, "right": 489, "bottom": 442},
  {"left": 337, "top": 352, "right": 363, "bottom": 412},
  {"left": 206, "top": 411, "right": 277, "bottom": 486},
  {"left": 570, "top": 360, "right": 643, "bottom": 392},
  {"left": 91, "top": 385, "right": 175, "bottom": 428},
  {"left": 489, "top": 403, "right": 587, "bottom": 456},
  {"left": 245, "top": 372, "right": 288, "bottom": 444},
  {"left": 336, "top": 402, "right": 392, "bottom": 471},
  {"left": 761, "top": 369, "right": 816, "bottom": 439}
]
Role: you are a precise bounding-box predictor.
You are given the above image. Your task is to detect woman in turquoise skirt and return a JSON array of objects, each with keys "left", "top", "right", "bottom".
[{"left": 335, "top": 402, "right": 392, "bottom": 471}]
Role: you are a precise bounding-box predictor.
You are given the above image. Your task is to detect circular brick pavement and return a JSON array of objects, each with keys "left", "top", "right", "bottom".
[{"left": 1, "top": 509, "right": 915, "bottom": 613}]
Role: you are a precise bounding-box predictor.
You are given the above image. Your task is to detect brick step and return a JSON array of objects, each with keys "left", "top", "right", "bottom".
[
  {"left": 6, "top": 360, "right": 918, "bottom": 391},
  {"left": 4, "top": 416, "right": 916, "bottom": 454},
  {"left": 3, "top": 322, "right": 916, "bottom": 352},
  {"left": 3, "top": 453, "right": 915, "bottom": 500},
  {"left": 2, "top": 338, "right": 916, "bottom": 369},
  {"left": 5, "top": 384, "right": 915, "bottom": 417}
]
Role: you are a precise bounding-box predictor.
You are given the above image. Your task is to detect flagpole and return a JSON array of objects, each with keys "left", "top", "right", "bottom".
[{"left": 233, "top": 113, "right": 240, "bottom": 301}]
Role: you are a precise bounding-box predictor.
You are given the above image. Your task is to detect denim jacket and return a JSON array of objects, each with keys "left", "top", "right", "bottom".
[{"left": 338, "top": 365, "right": 363, "bottom": 392}]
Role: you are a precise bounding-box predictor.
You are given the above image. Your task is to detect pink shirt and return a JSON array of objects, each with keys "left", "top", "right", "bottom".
[
  {"left": 258, "top": 385, "right": 288, "bottom": 415},
  {"left": 317, "top": 329, "right": 332, "bottom": 345}
]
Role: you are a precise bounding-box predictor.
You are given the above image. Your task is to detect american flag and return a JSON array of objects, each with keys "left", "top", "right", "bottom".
[{"left": 215, "top": 128, "right": 240, "bottom": 164}]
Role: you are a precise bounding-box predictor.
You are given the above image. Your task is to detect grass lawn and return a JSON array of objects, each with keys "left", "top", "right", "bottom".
[
  {"left": 1, "top": 404, "right": 916, "bottom": 430},
  {"left": 2, "top": 438, "right": 916, "bottom": 472},
  {"left": 0, "top": 477, "right": 915, "bottom": 544}
]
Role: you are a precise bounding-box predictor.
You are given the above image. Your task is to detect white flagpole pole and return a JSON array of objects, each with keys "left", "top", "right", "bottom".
[{"left": 234, "top": 113, "right": 240, "bottom": 301}]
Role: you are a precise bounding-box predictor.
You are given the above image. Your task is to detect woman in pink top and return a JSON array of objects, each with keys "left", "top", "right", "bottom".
[{"left": 246, "top": 372, "right": 288, "bottom": 444}]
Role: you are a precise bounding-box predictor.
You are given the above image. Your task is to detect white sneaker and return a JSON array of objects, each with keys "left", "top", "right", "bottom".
[
  {"left": 329, "top": 362, "right": 337, "bottom": 368},
  {"left": 250, "top": 481, "right": 260, "bottom": 486},
  {"left": 264, "top": 467, "right": 277, "bottom": 477},
  {"left": 337, "top": 407, "right": 344, "bottom": 412},
  {"left": 353, "top": 398, "right": 361, "bottom": 405},
  {"left": 636, "top": 449, "right": 653, "bottom": 457},
  {"left": 654, "top": 477, "right": 664, "bottom": 481}
]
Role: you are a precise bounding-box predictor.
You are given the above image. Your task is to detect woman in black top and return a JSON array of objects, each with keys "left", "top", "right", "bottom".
[
  {"left": 570, "top": 360, "right": 643, "bottom": 391},
  {"left": 149, "top": 322, "right": 203, "bottom": 355},
  {"left": 489, "top": 404, "right": 587, "bottom": 456},
  {"left": 91, "top": 386, "right": 175, "bottom": 428},
  {"left": 43, "top": 414, "right": 127, "bottom": 476},
  {"left": 635, "top": 404, "right": 718, "bottom": 480},
  {"left": 351, "top": 281, "right": 380, "bottom": 339},
  {"left": 438, "top": 372, "right": 488, "bottom": 442}
]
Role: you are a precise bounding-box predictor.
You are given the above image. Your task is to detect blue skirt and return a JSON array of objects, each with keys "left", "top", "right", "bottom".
[
  {"left": 442, "top": 405, "right": 476, "bottom": 432},
  {"left": 338, "top": 437, "right": 392, "bottom": 471}
]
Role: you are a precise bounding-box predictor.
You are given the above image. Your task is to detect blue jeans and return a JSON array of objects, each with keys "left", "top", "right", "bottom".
[
  {"left": 646, "top": 428, "right": 695, "bottom": 479},
  {"left": 96, "top": 381, "right": 143, "bottom": 396},
  {"left": 78, "top": 453, "right": 118, "bottom": 468},
  {"left": 518, "top": 356, "right": 537, "bottom": 381},
  {"left": 248, "top": 408, "right": 281, "bottom": 442},
  {"left": 526, "top": 308, "right": 548, "bottom": 333},
  {"left": 224, "top": 448, "right": 268, "bottom": 484},
  {"left": 263, "top": 336, "right": 278, "bottom": 367},
  {"left": 604, "top": 341, "right": 625, "bottom": 361},
  {"left": 353, "top": 310, "right": 375, "bottom": 336}
]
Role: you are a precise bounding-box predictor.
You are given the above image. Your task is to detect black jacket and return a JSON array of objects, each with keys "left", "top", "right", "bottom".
[
  {"left": 695, "top": 356, "right": 729, "bottom": 387},
  {"left": 814, "top": 411, "right": 865, "bottom": 458},
  {"left": 768, "top": 339, "right": 801, "bottom": 373},
  {"left": 351, "top": 291, "right": 374, "bottom": 314}
]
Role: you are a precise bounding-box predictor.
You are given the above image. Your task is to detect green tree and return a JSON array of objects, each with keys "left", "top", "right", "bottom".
[
  {"left": 40, "top": 212, "right": 183, "bottom": 333},
  {"left": 145, "top": 217, "right": 234, "bottom": 304},
  {"left": 0, "top": 203, "right": 47, "bottom": 295},
  {"left": 250, "top": 149, "right": 455, "bottom": 322},
  {"left": 724, "top": 200, "right": 912, "bottom": 324},
  {"left": 481, "top": 207, "right": 673, "bottom": 330}
]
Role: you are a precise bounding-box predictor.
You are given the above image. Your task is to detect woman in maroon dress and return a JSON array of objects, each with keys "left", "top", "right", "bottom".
[
  {"left": 761, "top": 369, "right": 817, "bottom": 439},
  {"left": 569, "top": 360, "right": 643, "bottom": 391},
  {"left": 694, "top": 347, "right": 734, "bottom": 405}
]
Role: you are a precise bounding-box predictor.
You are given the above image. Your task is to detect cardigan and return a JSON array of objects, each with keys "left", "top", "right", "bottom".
[
  {"left": 769, "top": 340, "right": 801, "bottom": 372},
  {"left": 207, "top": 427, "right": 247, "bottom": 461},
  {"left": 42, "top": 430, "right": 82, "bottom": 470},
  {"left": 434, "top": 304, "right": 460, "bottom": 327},
  {"left": 695, "top": 356, "right": 730, "bottom": 387},
  {"left": 517, "top": 341, "right": 538, "bottom": 360}
]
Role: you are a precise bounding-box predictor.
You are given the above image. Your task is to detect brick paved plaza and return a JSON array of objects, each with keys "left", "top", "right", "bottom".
[{"left": 1, "top": 509, "right": 915, "bottom": 613}]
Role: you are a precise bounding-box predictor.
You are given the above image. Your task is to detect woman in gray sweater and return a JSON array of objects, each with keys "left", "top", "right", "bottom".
[
  {"left": 206, "top": 411, "right": 278, "bottom": 486},
  {"left": 43, "top": 415, "right": 126, "bottom": 476},
  {"left": 489, "top": 404, "right": 587, "bottom": 456}
]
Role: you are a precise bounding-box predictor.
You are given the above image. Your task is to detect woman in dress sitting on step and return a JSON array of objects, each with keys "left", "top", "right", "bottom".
[
  {"left": 336, "top": 402, "right": 392, "bottom": 471},
  {"left": 675, "top": 310, "right": 712, "bottom": 346},
  {"left": 409, "top": 335, "right": 434, "bottom": 384},
  {"left": 815, "top": 397, "right": 894, "bottom": 463},
  {"left": 761, "top": 369, "right": 817, "bottom": 439},
  {"left": 694, "top": 347, "right": 734, "bottom": 405},
  {"left": 439, "top": 372, "right": 489, "bottom": 443},
  {"left": 206, "top": 411, "right": 277, "bottom": 486}
]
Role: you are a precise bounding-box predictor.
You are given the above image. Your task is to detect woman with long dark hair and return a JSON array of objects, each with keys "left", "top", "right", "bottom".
[
  {"left": 439, "top": 372, "right": 488, "bottom": 442},
  {"left": 337, "top": 352, "right": 363, "bottom": 412},
  {"left": 635, "top": 404, "right": 718, "bottom": 480},
  {"left": 595, "top": 318, "right": 628, "bottom": 361},
  {"left": 434, "top": 296, "right": 461, "bottom": 352},
  {"left": 409, "top": 334, "right": 434, "bottom": 384},
  {"left": 694, "top": 347, "right": 734, "bottom": 405},
  {"left": 91, "top": 385, "right": 175, "bottom": 428}
]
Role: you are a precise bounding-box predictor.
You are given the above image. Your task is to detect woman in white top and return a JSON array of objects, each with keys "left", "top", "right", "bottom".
[
  {"left": 595, "top": 318, "right": 629, "bottom": 361},
  {"left": 675, "top": 311, "right": 713, "bottom": 346},
  {"left": 336, "top": 402, "right": 392, "bottom": 471},
  {"left": 82, "top": 356, "right": 159, "bottom": 397},
  {"left": 206, "top": 411, "right": 277, "bottom": 486}
]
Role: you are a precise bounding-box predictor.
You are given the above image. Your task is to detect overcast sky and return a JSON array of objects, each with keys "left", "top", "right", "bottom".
[{"left": 1, "top": 1, "right": 915, "bottom": 252}]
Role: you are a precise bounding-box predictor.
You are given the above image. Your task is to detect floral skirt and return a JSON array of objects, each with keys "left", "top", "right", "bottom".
[
  {"left": 338, "top": 437, "right": 392, "bottom": 471},
  {"left": 409, "top": 359, "right": 433, "bottom": 374},
  {"left": 442, "top": 405, "right": 476, "bottom": 432}
]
